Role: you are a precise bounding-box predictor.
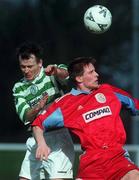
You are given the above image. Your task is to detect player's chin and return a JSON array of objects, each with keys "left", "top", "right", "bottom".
[
  {"left": 93, "top": 83, "right": 99, "bottom": 89},
  {"left": 25, "top": 76, "right": 34, "bottom": 81}
]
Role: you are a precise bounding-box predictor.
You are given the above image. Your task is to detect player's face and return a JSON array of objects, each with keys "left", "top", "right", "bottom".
[
  {"left": 77, "top": 63, "right": 99, "bottom": 91},
  {"left": 19, "top": 54, "right": 42, "bottom": 81}
]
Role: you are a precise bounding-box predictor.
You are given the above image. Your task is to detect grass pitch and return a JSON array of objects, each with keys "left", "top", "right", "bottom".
[{"left": 0, "top": 151, "right": 80, "bottom": 180}]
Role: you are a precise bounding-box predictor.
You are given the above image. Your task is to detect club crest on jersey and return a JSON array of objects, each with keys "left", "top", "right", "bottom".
[
  {"left": 30, "top": 84, "right": 38, "bottom": 95},
  {"left": 83, "top": 106, "right": 112, "bottom": 123},
  {"left": 95, "top": 93, "right": 106, "bottom": 103}
]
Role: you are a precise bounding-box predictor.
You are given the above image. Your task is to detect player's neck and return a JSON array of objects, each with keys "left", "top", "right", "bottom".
[{"left": 77, "top": 86, "right": 92, "bottom": 93}]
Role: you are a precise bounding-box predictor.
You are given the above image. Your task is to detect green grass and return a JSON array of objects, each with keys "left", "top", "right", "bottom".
[
  {"left": 0, "top": 151, "right": 80, "bottom": 180},
  {"left": 0, "top": 151, "right": 25, "bottom": 180}
]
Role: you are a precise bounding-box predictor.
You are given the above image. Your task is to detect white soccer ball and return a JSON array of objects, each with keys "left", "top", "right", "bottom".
[{"left": 83, "top": 5, "right": 112, "bottom": 34}]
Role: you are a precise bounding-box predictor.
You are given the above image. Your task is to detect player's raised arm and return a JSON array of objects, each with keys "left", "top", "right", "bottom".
[{"left": 45, "top": 64, "right": 69, "bottom": 79}]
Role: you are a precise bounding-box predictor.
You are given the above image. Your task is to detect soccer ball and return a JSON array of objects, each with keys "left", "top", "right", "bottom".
[{"left": 83, "top": 5, "right": 112, "bottom": 34}]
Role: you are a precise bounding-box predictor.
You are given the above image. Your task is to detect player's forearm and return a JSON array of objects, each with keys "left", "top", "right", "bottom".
[
  {"left": 33, "top": 126, "right": 51, "bottom": 160},
  {"left": 55, "top": 67, "right": 69, "bottom": 79},
  {"left": 26, "top": 94, "right": 48, "bottom": 123},
  {"left": 33, "top": 126, "right": 45, "bottom": 145},
  {"left": 45, "top": 64, "right": 68, "bottom": 79}
]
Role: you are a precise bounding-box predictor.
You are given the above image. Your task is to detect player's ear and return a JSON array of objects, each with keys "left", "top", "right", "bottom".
[
  {"left": 75, "top": 76, "right": 83, "bottom": 83},
  {"left": 39, "top": 59, "right": 43, "bottom": 67}
]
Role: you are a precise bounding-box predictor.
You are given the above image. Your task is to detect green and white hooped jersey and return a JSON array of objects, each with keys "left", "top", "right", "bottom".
[{"left": 12, "top": 64, "right": 68, "bottom": 125}]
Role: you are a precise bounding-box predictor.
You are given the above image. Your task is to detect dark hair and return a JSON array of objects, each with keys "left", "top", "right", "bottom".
[
  {"left": 68, "top": 57, "right": 96, "bottom": 84},
  {"left": 16, "top": 41, "right": 43, "bottom": 62}
]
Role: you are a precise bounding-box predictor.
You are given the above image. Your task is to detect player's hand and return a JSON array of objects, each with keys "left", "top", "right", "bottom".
[
  {"left": 45, "top": 65, "right": 57, "bottom": 76},
  {"left": 36, "top": 142, "right": 51, "bottom": 161},
  {"left": 39, "top": 94, "right": 49, "bottom": 109},
  {"left": 35, "top": 94, "right": 48, "bottom": 112}
]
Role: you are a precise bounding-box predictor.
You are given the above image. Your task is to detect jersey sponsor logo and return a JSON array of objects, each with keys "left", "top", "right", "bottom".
[
  {"left": 28, "top": 91, "right": 48, "bottom": 107},
  {"left": 83, "top": 106, "right": 112, "bottom": 123},
  {"left": 95, "top": 93, "right": 106, "bottom": 103}
]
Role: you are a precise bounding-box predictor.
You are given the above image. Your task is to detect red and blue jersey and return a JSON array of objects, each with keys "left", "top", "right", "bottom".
[{"left": 32, "top": 84, "right": 139, "bottom": 151}]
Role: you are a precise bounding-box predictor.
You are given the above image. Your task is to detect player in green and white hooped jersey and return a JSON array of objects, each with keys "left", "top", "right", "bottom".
[{"left": 12, "top": 42, "right": 74, "bottom": 180}]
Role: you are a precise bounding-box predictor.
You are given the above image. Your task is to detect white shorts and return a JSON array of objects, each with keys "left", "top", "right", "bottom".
[{"left": 19, "top": 128, "right": 75, "bottom": 180}]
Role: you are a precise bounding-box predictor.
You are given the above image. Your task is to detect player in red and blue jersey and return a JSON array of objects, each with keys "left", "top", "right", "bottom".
[{"left": 32, "top": 57, "right": 139, "bottom": 180}]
